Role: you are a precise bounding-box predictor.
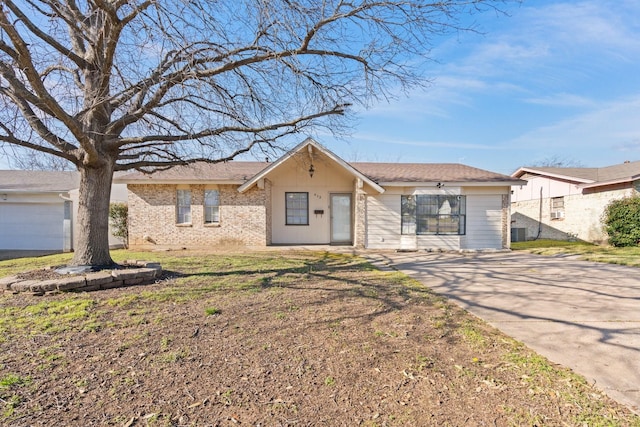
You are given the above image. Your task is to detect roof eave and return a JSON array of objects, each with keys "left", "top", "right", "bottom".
[
  {"left": 0, "top": 189, "right": 75, "bottom": 194},
  {"left": 511, "top": 167, "right": 594, "bottom": 184},
  {"left": 379, "top": 180, "right": 526, "bottom": 187},
  {"left": 580, "top": 177, "right": 636, "bottom": 189},
  {"left": 238, "top": 138, "right": 385, "bottom": 194},
  {"left": 116, "top": 178, "right": 246, "bottom": 185}
]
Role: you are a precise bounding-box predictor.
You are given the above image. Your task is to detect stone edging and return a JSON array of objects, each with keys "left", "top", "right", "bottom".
[{"left": 1, "top": 260, "right": 162, "bottom": 295}]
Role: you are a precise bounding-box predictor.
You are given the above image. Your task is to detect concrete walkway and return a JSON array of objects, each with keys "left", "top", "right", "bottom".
[{"left": 365, "top": 250, "right": 640, "bottom": 414}]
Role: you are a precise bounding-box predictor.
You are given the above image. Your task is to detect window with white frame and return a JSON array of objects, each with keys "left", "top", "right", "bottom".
[
  {"left": 176, "top": 189, "right": 192, "bottom": 224},
  {"left": 401, "top": 195, "right": 466, "bottom": 235},
  {"left": 551, "top": 196, "right": 565, "bottom": 220},
  {"left": 285, "top": 192, "right": 308, "bottom": 225},
  {"left": 204, "top": 189, "right": 220, "bottom": 224}
]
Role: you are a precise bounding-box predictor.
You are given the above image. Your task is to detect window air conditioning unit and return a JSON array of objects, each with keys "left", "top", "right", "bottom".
[{"left": 550, "top": 211, "right": 565, "bottom": 219}]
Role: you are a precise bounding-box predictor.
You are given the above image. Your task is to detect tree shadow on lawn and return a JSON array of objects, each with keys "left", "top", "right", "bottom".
[{"left": 167, "top": 253, "right": 461, "bottom": 344}]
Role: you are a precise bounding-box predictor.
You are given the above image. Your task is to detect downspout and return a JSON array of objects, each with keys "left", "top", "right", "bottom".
[{"left": 534, "top": 186, "right": 543, "bottom": 240}]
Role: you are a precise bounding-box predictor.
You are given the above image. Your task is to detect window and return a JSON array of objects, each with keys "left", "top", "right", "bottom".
[
  {"left": 401, "top": 195, "right": 466, "bottom": 235},
  {"left": 551, "top": 196, "right": 564, "bottom": 210},
  {"left": 401, "top": 195, "right": 416, "bottom": 234},
  {"left": 204, "top": 189, "right": 220, "bottom": 223},
  {"left": 286, "top": 192, "right": 308, "bottom": 225},
  {"left": 176, "top": 189, "right": 191, "bottom": 224},
  {"left": 551, "top": 196, "right": 565, "bottom": 220}
]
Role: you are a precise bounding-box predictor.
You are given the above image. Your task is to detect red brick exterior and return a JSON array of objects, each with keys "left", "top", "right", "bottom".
[{"left": 128, "top": 184, "right": 267, "bottom": 249}]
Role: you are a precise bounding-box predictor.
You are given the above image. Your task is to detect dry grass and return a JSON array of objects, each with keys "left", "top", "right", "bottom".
[{"left": 1, "top": 250, "right": 639, "bottom": 426}]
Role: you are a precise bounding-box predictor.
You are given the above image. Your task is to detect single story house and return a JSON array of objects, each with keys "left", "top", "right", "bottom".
[
  {"left": 117, "top": 138, "right": 523, "bottom": 251},
  {"left": 0, "top": 170, "right": 128, "bottom": 251},
  {"left": 510, "top": 161, "right": 640, "bottom": 243}
]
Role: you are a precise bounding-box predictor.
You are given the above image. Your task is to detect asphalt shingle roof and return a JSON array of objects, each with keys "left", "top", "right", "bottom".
[
  {"left": 351, "top": 162, "right": 515, "bottom": 183},
  {"left": 119, "top": 161, "right": 516, "bottom": 184},
  {"left": 119, "top": 162, "right": 269, "bottom": 182},
  {"left": 520, "top": 167, "right": 599, "bottom": 182},
  {"left": 0, "top": 170, "right": 80, "bottom": 192},
  {"left": 518, "top": 160, "right": 640, "bottom": 185}
]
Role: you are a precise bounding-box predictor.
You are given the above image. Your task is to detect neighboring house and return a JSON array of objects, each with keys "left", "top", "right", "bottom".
[
  {"left": 117, "top": 138, "right": 523, "bottom": 251},
  {"left": 0, "top": 170, "right": 127, "bottom": 251},
  {"left": 510, "top": 161, "right": 640, "bottom": 243}
]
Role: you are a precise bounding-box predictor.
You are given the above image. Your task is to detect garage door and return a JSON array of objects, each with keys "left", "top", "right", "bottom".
[
  {"left": 463, "top": 195, "right": 503, "bottom": 249},
  {"left": 0, "top": 203, "right": 65, "bottom": 250}
]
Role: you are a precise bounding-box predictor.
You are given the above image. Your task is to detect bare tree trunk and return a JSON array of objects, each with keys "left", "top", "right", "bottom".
[{"left": 71, "top": 163, "right": 115, "bottom": 267}]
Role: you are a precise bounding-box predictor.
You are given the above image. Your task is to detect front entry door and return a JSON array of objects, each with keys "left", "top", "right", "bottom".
[{"left": 330, "top": 194, "right": 352, "bottom": 244}]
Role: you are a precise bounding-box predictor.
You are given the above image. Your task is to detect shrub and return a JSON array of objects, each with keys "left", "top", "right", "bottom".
[
  {"left": 109, "top": 202, "right": 129, "bottom": 249},
  {"left": 602, "top": 196, "right": 640, "bottom": 247}
]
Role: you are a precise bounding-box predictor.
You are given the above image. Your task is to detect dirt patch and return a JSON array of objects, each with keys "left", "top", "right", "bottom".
[{"left": 0, "top": 251, "right": 637, "bottom": 426}]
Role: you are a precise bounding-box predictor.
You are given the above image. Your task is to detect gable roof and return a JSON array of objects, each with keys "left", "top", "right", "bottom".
[
  {"left": 512, "top": 167, "right": 598, "bottom": 183},
  {"left": 238, "top": 138, "right": 385, "bottom": 193},
  {"left": 0, "top": 170, "right": 80, "bottom": 193},
  {"left": 116, "top": 138, "right": 521, "bottom": 189},
  {"left": 512, "top": 160, "right": 640, "bottom": 189}
]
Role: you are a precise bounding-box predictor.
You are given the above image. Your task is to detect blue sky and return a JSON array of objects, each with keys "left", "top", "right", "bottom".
[
  {"left": 323, "top": 0, "right": 640, "bottom": 175},
  {"left": 3, "top": 1, "right": 639, "bottom": 175}
]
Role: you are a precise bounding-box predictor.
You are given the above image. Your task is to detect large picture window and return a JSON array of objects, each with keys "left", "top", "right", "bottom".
[
  {"left": 176, "top": 189, "right": 192, "bottom": 224},
  {"left": 401, "top": 195, "right": 466, "bottom": 235},
  {"left": 204, "top": 189, "right": 220, "bottom": 223},
  {"left": 286, "top": 192, "right": 309, "bottom": 225}
]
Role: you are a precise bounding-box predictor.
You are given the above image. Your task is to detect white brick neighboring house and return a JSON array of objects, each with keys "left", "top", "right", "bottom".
[
  {"left": 510, "top": 161, "right": 640, "bottom": 243},
  {"left": 0, "top": 170, "right": 128, "bottom": 251},
  {"left": 117, "top": 138, "right": 523, "bottom": 251}
]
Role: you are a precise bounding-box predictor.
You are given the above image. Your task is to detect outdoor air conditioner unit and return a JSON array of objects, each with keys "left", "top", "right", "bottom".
[
  {"left": 511, "top": 227, "right": 526, "bottom": 242},
  {"left": 550, "top": 211, "right": 565, "bottom": 220}
]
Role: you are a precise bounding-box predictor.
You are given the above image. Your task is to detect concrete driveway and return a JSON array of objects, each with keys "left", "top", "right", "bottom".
[{"left": 366, "top": 250, "right": 640, "bottom": 414}]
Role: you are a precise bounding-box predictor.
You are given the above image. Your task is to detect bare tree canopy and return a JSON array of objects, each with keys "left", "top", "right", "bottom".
[
  {"left": 0, "top": 0, "right": 515, "bottom": 266},
  {"left": 531, "top": 155, "right": 584, "bottom": 168}
]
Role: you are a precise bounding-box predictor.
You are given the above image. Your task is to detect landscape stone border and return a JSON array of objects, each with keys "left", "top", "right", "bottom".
[{"left": 1, "top": 260, "right": 162, "bottom": 295}]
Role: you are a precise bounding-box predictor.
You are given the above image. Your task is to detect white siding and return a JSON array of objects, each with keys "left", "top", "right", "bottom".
[
  {"left": 337, "top": 185, "right": 511, "bottom": 250},
  {"left": 417, "top": 235, "right": 461, "bottom": 250},
  {"left": 365, "top": 194, "right": 401, "bottom": 249},
  {"left": 512, "top": 175, "right": 583, "bottom": 202},
  {"left": 462, "top": 195, "right": 503, "bottom": 249}
]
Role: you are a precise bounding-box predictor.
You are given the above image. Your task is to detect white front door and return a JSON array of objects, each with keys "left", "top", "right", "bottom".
[{"left": 330, "top": 194, "right": 352, "bottom": 244}]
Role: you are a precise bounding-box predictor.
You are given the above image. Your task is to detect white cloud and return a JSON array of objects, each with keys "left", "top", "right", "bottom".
[
  {"left": 524, "top": 93, "right": 596, "bottom": 108},
  {"left": 345, "top": 0, "right": 640, "bottom": 172},
  {"left": 396, "top": 2, "right": 638, "bottom": 113},
  {"left": 525, "top": 1, "right": 640, "bottom": 55},
  {"left": 510, "top": 95, "right": 640, "bottom": 150},
  {"left": 350, "top": 132, "right": 508, "bottom": 151}
]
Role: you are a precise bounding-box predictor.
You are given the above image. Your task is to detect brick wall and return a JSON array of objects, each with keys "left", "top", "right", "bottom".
[
  {"left": 502, "top": 194, "right": 510, "bottom": 249},
  {"left": 128, "top": 184, "right": 267, "bottom": 249},
  {"left": 511, "top": 187, "right": 635, "bottom": 243}
]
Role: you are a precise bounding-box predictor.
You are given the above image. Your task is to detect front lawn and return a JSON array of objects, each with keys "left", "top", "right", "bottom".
[
  {"left": 1, "top": 250, "right": 638, "bottom": 425},
  {"left": 512, "top": 239, "right": 640, "bottom": 267}
]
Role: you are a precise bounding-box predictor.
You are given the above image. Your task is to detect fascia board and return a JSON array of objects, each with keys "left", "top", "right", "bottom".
[
  {"left": 238, "top": 138, "right": 385, "bottom": 194},
  {"left": 512, "top": 167, "right": 594, "bottom": 184}
]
